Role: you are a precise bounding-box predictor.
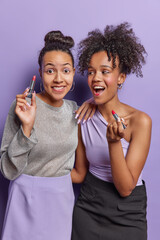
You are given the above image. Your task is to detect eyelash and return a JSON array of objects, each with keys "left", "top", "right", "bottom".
[
  {"left": 102, "top": 70, "right": 110, "bottom": 74},
  {"left": 63, "top": 68, "right": 70, "bottom": 73},
  {"left": 46, "top": 69, "right": 54, "bottom": 74},
  {"left": 45, "top": 68, "right": 71, "bottom": 74},
  {"left": 88, "top": 70, "right": 110, "bottom": 75}
]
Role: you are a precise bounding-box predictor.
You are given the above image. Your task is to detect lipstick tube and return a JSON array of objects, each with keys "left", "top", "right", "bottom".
[
  {"left": 112, "top": 110, "right": 126, "bottom": 129},
  {"left": 27, "top": 75, "right": 36, "bottom": 98}
]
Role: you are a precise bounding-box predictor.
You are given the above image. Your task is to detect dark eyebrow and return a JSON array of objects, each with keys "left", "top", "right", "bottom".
[
  {"left": 44, "top": 63, "right": 72, "bottom": 67},
  {"left": 88, "top": 64, "right": 113, "bottom": 69},
  {"left": 100, "top": 65, "right": 113, "bottom": 69}
]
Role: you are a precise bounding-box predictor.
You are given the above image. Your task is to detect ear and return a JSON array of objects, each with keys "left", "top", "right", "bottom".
[
  {"left": 117, "top": 73, "right": 126, "bottom": 85},
  {"left": 39, "top": 68, "right": 42, "bottom": 78},
  {"left": 73, "top": 67, "right": 76, "bottom": 77}
]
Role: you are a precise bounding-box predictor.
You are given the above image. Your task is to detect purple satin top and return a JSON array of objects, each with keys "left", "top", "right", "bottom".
[{"left": 81, "top": 110, "right": 142, "bottom": 186}]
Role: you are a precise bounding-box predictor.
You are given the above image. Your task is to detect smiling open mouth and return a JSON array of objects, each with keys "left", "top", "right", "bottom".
[
  {"left": 51, "top": 86, "right": 65, "bottom": 92},
  {"left": 93, "top": 86, "right": 105, "bottom": 95}
]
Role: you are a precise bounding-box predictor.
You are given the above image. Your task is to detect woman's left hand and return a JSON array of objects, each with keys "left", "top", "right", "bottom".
[
  {"left": 75, "top": 98, "right": 97, "bottom": 124},
  {"left": 107, "top": 118, "right": 127, "bottom": 142}
]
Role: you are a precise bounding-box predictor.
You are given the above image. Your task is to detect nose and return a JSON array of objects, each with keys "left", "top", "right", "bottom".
[
  {"left": 54, "top": 72, "right": 63, "bottom": 83},
  {"left": 93, "top": 71, "right": 102, "bottom": 82}
]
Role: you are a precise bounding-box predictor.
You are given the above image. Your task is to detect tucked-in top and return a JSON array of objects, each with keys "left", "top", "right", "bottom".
[
  {"left": 81, "top": 110, "right": 142, "bottom": 186},
  {"left": 0, "top": 97, "right": 78, "bottom": 180}
]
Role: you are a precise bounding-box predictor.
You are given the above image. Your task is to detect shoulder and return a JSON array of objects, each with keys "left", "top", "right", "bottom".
[
  {"left": 64, "top": 99, "right": 78, "bottom": 111},
  {"left": 8, "top": 99, "right": 16, "bottom": 116},
  {"left": 130, "top": 110, "right": 152, "bottom": 129},
  {"left": 128, "top": 110, "right": 152, "bottom": 140}
]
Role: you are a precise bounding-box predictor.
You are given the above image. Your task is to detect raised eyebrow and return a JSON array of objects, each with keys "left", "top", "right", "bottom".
[
  {"left": 62, "top": 63, "right": 72, "bottom": 66},
  {"left": 44, "top": 63, "right": 72, "bottom": 67},
  {"left": 44, "top": 63, "right": 55, "bottom": 67}
]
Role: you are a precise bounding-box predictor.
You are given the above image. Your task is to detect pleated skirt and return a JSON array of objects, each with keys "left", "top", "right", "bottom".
[
  {"left": 1, "top": 173, "right": 75, "bottom": 240},
  {"left": 72, "top": 172, "right": 147, "bottom": 240}
]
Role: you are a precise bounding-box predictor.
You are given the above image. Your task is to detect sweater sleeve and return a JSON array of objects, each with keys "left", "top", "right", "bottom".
[{"left": 0, "top": 101, "right": 38, "bottom": 180}]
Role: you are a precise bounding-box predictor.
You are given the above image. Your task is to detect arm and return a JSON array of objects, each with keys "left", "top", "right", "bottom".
[
  {"left": 71, "top": 124, "right": 89, "bottom": 183},
  {"left": 107, "top": 112, "right": 152, "bottom": 197},
  {"left": 0, "top": 92, "right": 37, "bottom": 180}
]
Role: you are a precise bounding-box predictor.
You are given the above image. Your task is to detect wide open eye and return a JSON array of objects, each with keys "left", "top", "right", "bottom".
[
  {"left": 63, "top": 68, "right": 70, "bottom": 74},
  {"left": 47, "top": 69, "right": 54, "bottom": 74}
]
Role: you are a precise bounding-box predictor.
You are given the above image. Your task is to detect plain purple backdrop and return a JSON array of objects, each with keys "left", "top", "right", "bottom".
[{"left": 0, "top": 0, "right": 159, "bottom": 239}]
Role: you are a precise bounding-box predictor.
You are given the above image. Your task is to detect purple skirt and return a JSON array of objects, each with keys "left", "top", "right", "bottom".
[{"left": 1, "top": 173, "right": 75, "bottom": 240}]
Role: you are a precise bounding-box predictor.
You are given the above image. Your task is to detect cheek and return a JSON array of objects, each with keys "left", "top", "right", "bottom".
[
  {"left": 104, "top": 76, "right": 118, "bottom": 87},
  {"left": 65, "top": 75, "right": 74, "bottom": 86}
]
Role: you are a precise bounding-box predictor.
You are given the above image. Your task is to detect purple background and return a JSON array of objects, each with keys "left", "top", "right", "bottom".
[{"left": 0, "top": 0, "right": 159, "bottom": 239}]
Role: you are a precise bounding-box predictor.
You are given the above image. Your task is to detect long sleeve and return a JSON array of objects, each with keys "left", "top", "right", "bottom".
[{"left": 0, "top": 101, "right": 38, "bottom": 180}]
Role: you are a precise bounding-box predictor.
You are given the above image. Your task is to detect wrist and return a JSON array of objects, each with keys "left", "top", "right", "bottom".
[{"left": 22, "top": 124, "right": 33, "bottom": 138}]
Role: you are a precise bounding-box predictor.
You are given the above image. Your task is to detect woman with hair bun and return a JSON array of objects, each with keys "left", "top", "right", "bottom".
[
  {"left": 0, "top": 30, "right": 92, "bottom": 240},
  {"left": 71, "top": 22, "right": 152, "bottom": 240}
]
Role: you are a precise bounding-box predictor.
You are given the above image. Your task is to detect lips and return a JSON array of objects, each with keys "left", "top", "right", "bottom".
[
  {"left": 51, "top": 86, "right": 66, "bottom": 92},
  {"left": 92, "top": 85, "right": 105, "bottom": 96}
]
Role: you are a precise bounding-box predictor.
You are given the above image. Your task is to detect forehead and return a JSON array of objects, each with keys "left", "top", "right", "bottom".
[
  {"left": 89, "top": 51, "right": 119, "bottom": 67},
  {"left": 42, "top": 50, "right": 73, "bottom": 65}
]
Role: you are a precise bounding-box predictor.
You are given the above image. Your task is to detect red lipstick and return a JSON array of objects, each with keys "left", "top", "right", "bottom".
[
  {"left": 112, "top": 110, "right": 126, "bottom": 129},
  {"left": 27, "top": 75, "right": 36, "bottom": 98}
]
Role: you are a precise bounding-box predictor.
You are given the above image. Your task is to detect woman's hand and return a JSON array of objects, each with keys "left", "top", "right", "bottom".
[
  {"left": 107, "top": 118, "right": 127, "bottom": 142},
  {"left": 15, "top": 89, "right": 36, "bottom": 137},
  {"left": 75, "top": 98, "right": 97, "bottom": 124}
]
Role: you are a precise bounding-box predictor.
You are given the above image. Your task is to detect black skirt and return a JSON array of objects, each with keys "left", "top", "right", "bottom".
[{"left": 72, "top": 172, "right": 147, "bottom": 240}]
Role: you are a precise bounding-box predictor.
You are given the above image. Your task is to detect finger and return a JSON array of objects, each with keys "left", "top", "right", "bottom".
[
  {"left": 117, "top": 121, "right": 124, "bottom": 138},
  {"left": 16, "top": 98, "right": 31, "bottom": 108},
  {"left": 23, "top": 88, "right": 29, "bottom": 95},
  {"left": 31, "top": 91, "right": 36, "bottom": 107},
  {"left": 87, "top": 105, "right": 96, "bottom": 120},
  {"left": 120, "top": 118, "right": 128, "bottom": 129},
  {"left": 82, "top": 108, "right": 92, "bottom": 123},
  {"left": 16, "top": 94, "right": 26, "bottom": 99},
  {"left": 82, "top": 105, "right": 96, "bottom": 123},
  {"left": 77, "top": 104, "right": 89, "bottom": 123},
  {"left": 107, "top": 123, "right": 114, "bottom": 135},
  {"left": 112, "top": 122, "right": 118, "bottom": 135},
  {"left": 75, "top": 103, "right": 86, "bottom": 119},
  {"left": 16, "top": 102, "right": 27, "bottom": 112}
]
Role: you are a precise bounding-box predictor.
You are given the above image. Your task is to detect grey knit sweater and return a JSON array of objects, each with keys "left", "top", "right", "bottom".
[{"left": 0, "top": 97, "right": 78, "bottom": 180}]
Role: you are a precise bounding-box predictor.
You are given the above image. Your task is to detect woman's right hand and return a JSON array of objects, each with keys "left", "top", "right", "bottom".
[{"left": 15, "top": 89, "right": 36, "bottom": 137}]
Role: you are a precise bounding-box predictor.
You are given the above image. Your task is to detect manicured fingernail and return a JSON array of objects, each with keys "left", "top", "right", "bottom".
[
  {"left": 117, "top": 117, "right": 121, "bottom": 122},
  {"left": 77, "top": 119, "right": 81, "bottom": 124},
  {"left": 75, "top": 114, "right": 79, "bottom": 119},
  {"left": 121, "top": 118, "right": 125, "bottom": 122},
  {"left": 26, "top": 103, "right": 30, "bottom": 107},
  {"left": 88, "top": 117, "right": 91, "bottom": 121},
  {"left": 83, "top": 119, "right": 86, "bottom": 124}
]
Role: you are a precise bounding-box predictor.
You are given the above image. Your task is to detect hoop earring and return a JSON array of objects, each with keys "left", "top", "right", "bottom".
[
  {"left": 70, "top": 81, "right": 75, "bottom": 92},
  {"left": 117, "top": 83, "right": 123, "bottom": 89},
  {"left": 40, "top": 82, "right": 44, "bottom": 92}
]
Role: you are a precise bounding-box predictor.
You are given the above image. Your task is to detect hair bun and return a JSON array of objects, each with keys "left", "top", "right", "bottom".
[{"left": 44, "top": 31, "right": 74, "bottom": 49}]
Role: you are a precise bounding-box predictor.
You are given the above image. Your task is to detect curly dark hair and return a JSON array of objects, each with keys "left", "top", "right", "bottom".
[
  {"left": 78, "top": 22, "right": 147, "bottom": 77},
  {"left": 38, "top": 30, "right": 75, "bottom": 68}
]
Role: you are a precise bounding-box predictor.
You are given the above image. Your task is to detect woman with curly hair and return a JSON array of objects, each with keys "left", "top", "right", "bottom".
[{"left": 71, "top": 22, "right": 151, "bottom": 240}]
